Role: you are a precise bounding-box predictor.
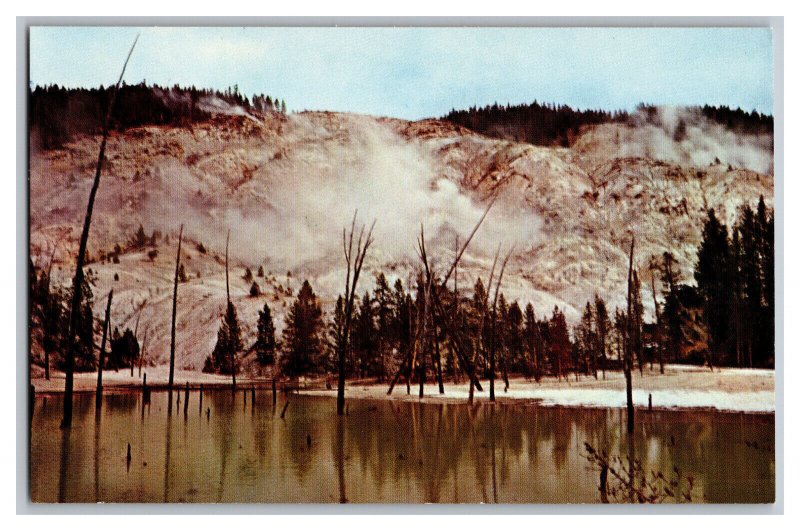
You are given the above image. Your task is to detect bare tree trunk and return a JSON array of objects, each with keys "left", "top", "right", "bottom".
[
  {"left": 95, "top": 290, "right": 113, "bottom": 409},
  {"left": 168, "top": 224, "right": 183, "bottom": 391},
  {"left": 62, "top": 36, "right": 138, "bottom": 429},
  {"left": 650, "top": 272, "right": 664, "bottom": 374},
  {"left": 131, "top": 311, "right": 140, "bottom": 378},
  {"left": 225, "top": 230, "right": 236, "bottom": 393},
  {"left": 434, "top": 327, "right": 444, "bottom": 394},
  {"left": 337, "top": 214, "right": 375, "bottom": 415},
  {"left": 139, "top": 329, "right": 146, "bottom": 378},
  {"left": 625, "top": 237, "right": 635, "bottom": 434}
]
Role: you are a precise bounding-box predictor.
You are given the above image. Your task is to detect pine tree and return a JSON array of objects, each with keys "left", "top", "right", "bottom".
[
  {"left": 57, "top": 273, "right": 95, "bottom": 372},
  {"left": 281, "top": 280, "right": 323, "bottom": 376},
  {"left": 660, "top": 252, "right": 684, "bottom": 363},
  {"left": 549, "top": 306, "right": 571, "bottom": 380},
  {"left": 133, "top": 224, "right": 147, "bottom": 249},
  {"left": 373, "top": 273, "right": 394, "bottom": 380},
  {"left": 353, "top": 291, "right": 378, "bottom": 377},
  {"left": 327, "top": 295, "right": 347, "bottom": 374},
  {"left": 594, "top": 295, "right": 610, "bottom": 378},
  {"left": 695, "top": 208, "right": 732, "bottom": 368},
  {"left": 109, "top": 327, "right": 140, "bottom": 370},
  {"left": 254, "top": 302, "right": 276, "bottom": 365},
  {"left": 631, "top": 271, "right": 645, "bottom": 374},
  {"left": 206, "top": 302, "right": 243, "bottom": 374},
  {"left": 756, "top": 196, "right": 775, "bottom": 366},
  {"left": 577, "top": 302, "right": 597, "bottom": 377},
  {"left": 506, "top": 300, "right": 524, "bottom": 373},
  {"left": 523, "top": 303, "right": 542, "bottom": 380}
]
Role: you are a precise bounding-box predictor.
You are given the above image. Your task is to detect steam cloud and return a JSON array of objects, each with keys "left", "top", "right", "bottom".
[
  {"left": 581, "top": 106, "right": 774, "bottom": 175},
  {"left": 143, "top": 113, "right": 541, "bottom": 294}
]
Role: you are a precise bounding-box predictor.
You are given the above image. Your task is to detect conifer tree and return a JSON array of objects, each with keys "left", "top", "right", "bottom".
[
  {"left": 695, "top": 208, "right": 732, "bottom": 369},
  {"left": 254, "top": 302, "right": 276, "bottom": 365},
  {"left": 549, "top": 306, "right": 571, "bottom": 380},
  {"left": 282, "top": 280, "right": 323, "bottom": 376},
  {"left": 594, "top": 294, "right": 610, "bottom": 378}
]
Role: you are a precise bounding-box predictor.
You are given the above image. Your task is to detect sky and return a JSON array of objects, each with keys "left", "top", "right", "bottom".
[{"left": 28, "top": 26, "right": 774, "bottom": 120}]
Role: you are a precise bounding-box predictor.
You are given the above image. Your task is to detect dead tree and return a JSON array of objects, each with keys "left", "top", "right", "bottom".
[
  {"left": 139, "top": 328, "right": 147, "bottom": 378},
  {"left": 225, "top": 229, "right": 236, "bottom": 393},
  {"left": 625, "top": 237, "right": 636, "bottom": 434},
  {"left": 168, "top": 224, "right": 184, "bottom": 391},
  {"left": 61, "top": 35, "right": 138, "bottom": 429},
  {"left": 468, "top": 248, "right": 499, "bottom": 403},
  {"left": 131, "top": 311, "right": 141, "bottom": 377},
  {"left": 488, "top": 248, "right": 513, "bottom": 401},
  {"left": 389, "top": 197, "right": 497, "bottom": 399},
  {"left": 43, "top": 246, "right": 57, "bottom": 380},
  {"left": 649, "top": 265, "right": 665, "bottom": 374},
  {"left": 95, "top": 289, "right": 113, "bottom": 408},
  {"left": 336, "top": 213, "right": 375, "bottom": 415}
]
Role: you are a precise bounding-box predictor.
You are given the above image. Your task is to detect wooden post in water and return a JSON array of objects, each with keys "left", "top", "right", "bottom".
[
  {"left": 142, "top": 373, "right": 150, "bottom": 404},
  {"left": 199, "top": 384, "right": 203, "bottom": 412},
  {"left": 272, "top": 379, "right": 277, "bottom": 406},
  {"left": 184, "top": 382, "right": 189, "bottom": 415},
  {"left": 280, "top": 401, "right": 290, "bottom": 419},
  {"left": 96, "top": 289, "right": 113, "bottom": 408},
  {"left": 61, "top": 36, "right": 138, "bottom": 429},
  {"left": 648, "top": 393, "right": 652, "bottom": 412},
  {"left": 251, "top": 385, "right": 256, "bottom": 406},
  {"left": 168, "top": 224, "right": 184, "bottom": 392}
]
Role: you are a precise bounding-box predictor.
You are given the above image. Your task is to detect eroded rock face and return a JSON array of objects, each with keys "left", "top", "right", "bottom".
[{"left": 29, "top": 110, "right": 773, "bottom": 371}]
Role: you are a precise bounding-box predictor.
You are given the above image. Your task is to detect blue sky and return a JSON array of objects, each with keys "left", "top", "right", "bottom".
[{"left": 28, "top": 26, "right": 774, "bottom": 119}]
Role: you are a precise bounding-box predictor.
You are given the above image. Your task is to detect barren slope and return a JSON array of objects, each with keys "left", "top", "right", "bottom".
[{"left": 29, "top": 110, "right": 773, "bottom": 373}]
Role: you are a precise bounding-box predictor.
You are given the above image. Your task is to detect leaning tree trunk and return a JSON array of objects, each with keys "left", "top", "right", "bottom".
[
  {"left": 168, "top": 224, "right": 183, "bottom": 391},
  {"left": 61, "top": 36, "right": 138, "bottom": 429},
  {"left": 95, "top": 290, "right": 113, "bottom": 409}
]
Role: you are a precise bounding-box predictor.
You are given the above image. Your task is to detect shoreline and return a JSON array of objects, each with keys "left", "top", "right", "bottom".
[{"left": 30, "top": 364, "right": 775, "bottom": 414}]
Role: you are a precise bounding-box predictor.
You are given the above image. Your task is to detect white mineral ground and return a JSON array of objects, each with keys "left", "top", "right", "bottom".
[{"left": 31, "top": 364, "right": 774, "bottom": 413}]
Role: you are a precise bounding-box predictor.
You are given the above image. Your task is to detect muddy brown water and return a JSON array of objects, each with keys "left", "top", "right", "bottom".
[{"left": 30, "top": 391, "right": 774, "bottom": 503}]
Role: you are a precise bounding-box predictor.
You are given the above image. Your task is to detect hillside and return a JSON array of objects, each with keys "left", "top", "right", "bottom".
[{"left": 28, "top": 107, "right": 773, "bottom": 373}]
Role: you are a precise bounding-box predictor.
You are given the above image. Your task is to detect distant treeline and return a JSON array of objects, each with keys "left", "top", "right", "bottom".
[
  {"left": 443, "top": 101, "right": 774, "bottom": 146},
  {"left": 443, "top": 101, "right": 629, "bottom": 147},
  {"left": 29, "top": 82, "right": 286, "bottom": 149}
]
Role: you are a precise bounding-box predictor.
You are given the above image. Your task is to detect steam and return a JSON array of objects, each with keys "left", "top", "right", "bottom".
[
  {"left": 579, "top": 106, "right": 773, "bottom": 175},
  {"left": 143, "top": 113, "right": 541, "bottom": 288}
]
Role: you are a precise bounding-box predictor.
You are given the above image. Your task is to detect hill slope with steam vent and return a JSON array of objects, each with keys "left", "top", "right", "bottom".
[{"left": 29, "top": 107, "right": 773, "bottom": 373}]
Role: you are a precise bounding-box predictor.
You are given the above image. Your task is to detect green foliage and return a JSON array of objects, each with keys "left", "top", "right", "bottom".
[
  {"left": 281, "top": 280, "right": 323, "bottom": 376},
  {"left": 254, "top": 302, "right": 276, "bottom": 365},
  {"left": 108, "top": 327, "right": 140, "bottom": 370},
  {"left": 205, "top": 301, "right": 243, "bottom": 374}
]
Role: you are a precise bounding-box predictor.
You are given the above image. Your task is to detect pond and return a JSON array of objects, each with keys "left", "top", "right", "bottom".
[{"left": 30, "top": 390, "right": 775, "bottom": 503}]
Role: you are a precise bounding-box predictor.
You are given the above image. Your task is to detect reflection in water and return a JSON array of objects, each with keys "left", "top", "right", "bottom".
[
  {"left": 335, "top": 416, "right": 346, "bottom": 503},
  {"left": 31, "top": 392, "right": 775, "bottom": 503}
]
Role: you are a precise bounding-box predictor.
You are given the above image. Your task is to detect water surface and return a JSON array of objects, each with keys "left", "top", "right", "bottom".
[{"left": 30, "top": 391, "right": 775, "bottom": 503}]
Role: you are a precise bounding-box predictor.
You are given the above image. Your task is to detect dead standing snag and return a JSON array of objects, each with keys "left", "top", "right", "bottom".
[
  {"left": 168, "top": 224, "right": 184, "bottom": 391},
  {"left": 625, "top": 237, "right": 636, "bottom": 434},
  {"left": 336, "top": 213, "right": 376, "bottom": 416},
  {"left": 95, "top": 289, "right": 113, "bottom": 408},
  {"left": 62, "top": 35, "right": 138, "bottom": 429}
]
